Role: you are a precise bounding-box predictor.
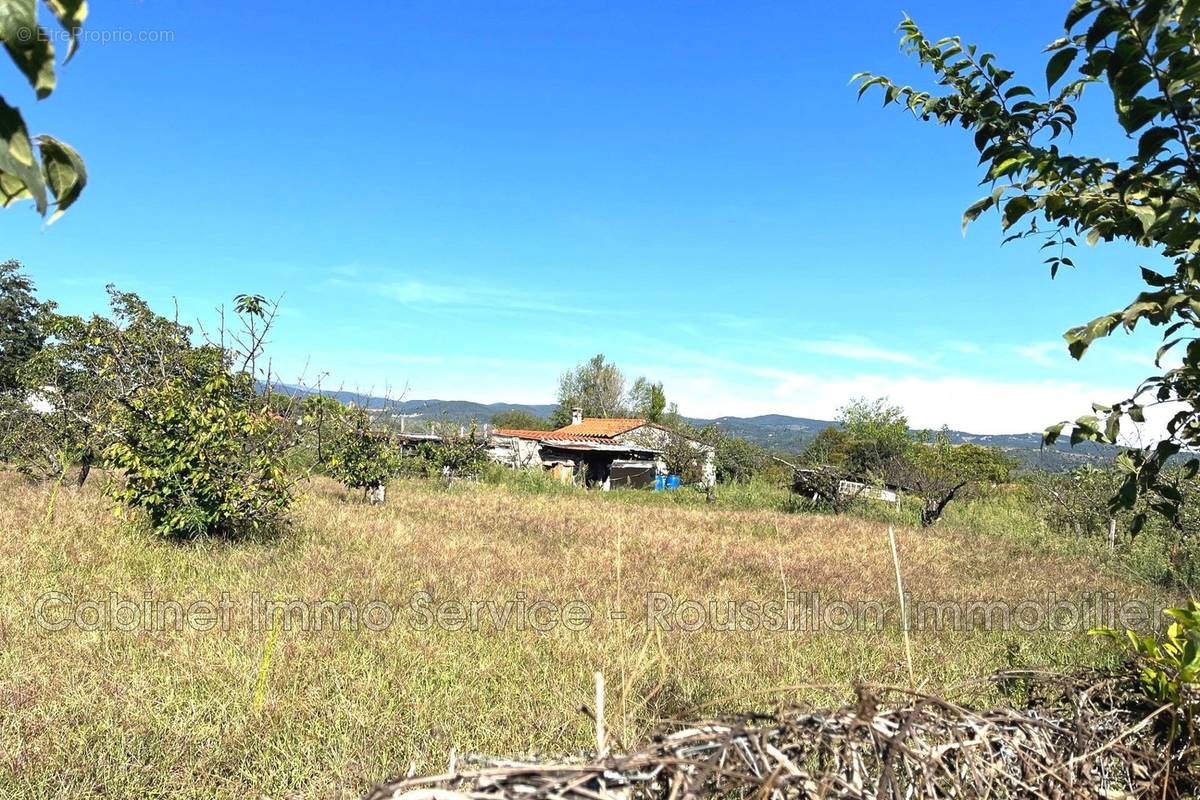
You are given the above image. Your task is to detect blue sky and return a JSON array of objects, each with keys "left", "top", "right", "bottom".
[{"left": 0, "top": 1, "right": 1174, "bottom": 433}]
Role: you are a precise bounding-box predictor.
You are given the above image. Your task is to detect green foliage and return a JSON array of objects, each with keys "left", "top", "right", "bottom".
[
  {"left": 837, "top": 397, "right": 910, "bottom": 477},
  {"left": 0, "top": 259, "right": 41, "bottom": 394},
  {"left": 489, "top": 409, "right": 552, "bottom": 431},
  {"left": 1092, "top": 601, "right": 1200, "bottom": 742},
  {"left": 105, "top": 371, "right": 292, "bottom": 539},
  {"left": 418, "top": 421, "right": 490, "bottom": 478},
  {"left": 855, "top": 2, "right": 1200, "bottom": 540},
  {"left": 802, "top": 426, "right": 850, "bottom": 467},
  {"left": 550, "top": 355, "right": 672, "bottom": 427},
  {"left": 1026, "top": 465, "right": 1123, "bottom": 538},
  {"left": 2, "top": 286, "right": 300, "bottom": 537},
  {"left": 3, "top": 286, "right": 214, "bottom": 482},
  {"left": 898, "top": 432, "right": 1018, "bottom": 526},
  {"left": 908, "top": 431, "right": 1017, "bottom": 484},
  {"left": 660, "top": 429, "right": 711, "bottom": 486},
  {"left": 712, "top": 431, "right": 769, "bottom": 483},
  {"left": 0, "top": 0, "right": 88, "bottom": 220},
  {"left": 294, "top": 393, "right": 346, "bottom": 468},
  {"left": 628, "top": 377, "right": 668, "bottom": 423},
  {"left": 325, "top": 408, "right": 398, "bottom": 493},
  {"left": 550, "top": 354, "right": 628, "bottom": 427},
  {"left": 480, "top": 462, "right": 580, "bottom": 495}
]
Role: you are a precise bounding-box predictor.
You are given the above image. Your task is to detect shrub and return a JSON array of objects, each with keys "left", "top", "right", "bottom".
[
  {"left": 325, "top": 408, "right": 399, "bottom": 501},
  {"left": 1092, "top": 601, "right": 1199, "bottom": 751},
  {"left": 105, "top": 371, "right": 292, "bottom": 539},
  {"left": 418, "top": 422, "right": 490, "bottom": 479}
]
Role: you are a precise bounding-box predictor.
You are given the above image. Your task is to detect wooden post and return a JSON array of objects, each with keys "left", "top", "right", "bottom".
[
  {"left": 594, "top": 671, "right": 606, "bottom": 756},
  {"left": 888, "top": 526, "right": 916, "bottom": 688}
]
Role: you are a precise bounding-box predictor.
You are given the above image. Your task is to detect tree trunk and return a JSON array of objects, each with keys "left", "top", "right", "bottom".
[
  {"left": 920, "top": 482, "right": 968, "bottom": 528},
  {"left": 1107, "top": 517, "right": 1116, "bottom": 551},
  {"left": 75, "top": 449, "right": 93, "bottom": 488}
]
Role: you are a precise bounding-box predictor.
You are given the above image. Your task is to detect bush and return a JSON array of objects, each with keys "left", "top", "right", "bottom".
[
  {"left": 417, "top": 422, "right": 490, "bottom": 479},
  {"left": 105, "top": 371, "right": 292, "bottom": 539},
  {"left": 481, "top": 463, "right": 580, "bottom": 495},
  {"left": 325, "top": 408, "right": 399, "bottom": 500}
]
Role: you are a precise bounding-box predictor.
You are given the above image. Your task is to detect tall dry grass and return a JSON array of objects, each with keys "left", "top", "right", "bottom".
[{"left": 0, "top": 473, "right": 1167, "bottom": 799}]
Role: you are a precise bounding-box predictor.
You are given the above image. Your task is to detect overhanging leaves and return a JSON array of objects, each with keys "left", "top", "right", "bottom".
[
  {"left": 0, "top": 96, "right": 45, "bottom": 213},
  {"left": 36, "top": 133, "right": 85, "bottom": 222}
]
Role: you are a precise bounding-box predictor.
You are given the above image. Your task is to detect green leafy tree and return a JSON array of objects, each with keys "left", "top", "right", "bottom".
[
  {"left": 1027, "top": 464, "right": 1124, "bottom": 540},
  {"left": 802, "top": 426, "right": 851, "bottom": 467},
  {"left": 628, "top": 377, "right": 668, "bottom": 423},
  {"left": 419, "top": 420, "right": 490, "bottom": 480},
  {"left": 0, "top": 0, "right": 88, "bottom": 220},
  {"left": 4, "top": 287, "right": 300, "bottom": 537},
  {"left": 712, "top": 431, "right": 768, "bottom": 483},
  {"left": 550, "top": 354, "right": 628, "bottom": 427},
  {"left": 299, "top": 393, "right": 346, "bottom": 466},
  {"left": 3, "top": 288, "right": 211, "bottom": 483},
  {"left": 0, "top": 260, "right": 42, "bottom": 394},
  {"left": 855, "top": 1, "right": 1200, "bottom": 536},
  {"left": 658, "top": 425, "right": 713, "bottom": 488},
  {"left": 106, "top": 370, "right": 292, "bottom": 538},
  {"left": 895, "top": 430, "right": 1017, "bottom": 526},
  {"left": 490, "top": 409, "right": 552, "bottom": 431},
  {"left": 838, "top": 397, "right": 910, "bottom": 478},
  {"left": 325, "top": 407, "right": 398, "bottom": 502}
]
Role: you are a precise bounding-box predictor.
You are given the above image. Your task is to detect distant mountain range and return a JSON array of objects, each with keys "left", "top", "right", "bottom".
[{"left": 277, "top": 389, "right": 1113, "bottom": 472}]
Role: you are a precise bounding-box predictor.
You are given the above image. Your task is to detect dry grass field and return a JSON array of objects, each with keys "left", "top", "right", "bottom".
[{"left": 0, "top": 473, "right": 1168, "bottom": 799}]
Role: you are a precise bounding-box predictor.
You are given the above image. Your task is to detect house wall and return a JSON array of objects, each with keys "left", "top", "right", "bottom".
[
  {"left": 615, "top": 426, "right": 716, "bottom": 488},
  {"left": 487, "top": 435, "right": 544, "bottom": 468}
]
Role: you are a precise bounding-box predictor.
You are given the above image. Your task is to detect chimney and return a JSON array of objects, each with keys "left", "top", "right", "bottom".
[{"left": 571, "top": 406, "right": 583, "bottom": 425}]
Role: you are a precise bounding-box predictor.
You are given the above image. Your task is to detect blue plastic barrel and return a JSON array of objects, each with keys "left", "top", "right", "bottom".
[
  {"left": 666, "top": 475, "right": 681, "bottom": 490},
  {"left": 654, "top": 474, "right": 665, "bottom": 491}
]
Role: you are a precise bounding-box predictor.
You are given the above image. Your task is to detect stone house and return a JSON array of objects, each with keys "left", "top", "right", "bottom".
[{"left": 489, "top": 407, "right": 716, "bottom": 490}]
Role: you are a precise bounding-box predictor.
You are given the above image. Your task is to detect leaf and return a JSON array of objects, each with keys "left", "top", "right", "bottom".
[
  {"left": 42, "top": 0, "right": 87, "bottom": 62},
  {"left": 1140, "top": 266, "right": 1171, "bottom": 286},
  {"left": 1065, "top": 0, "right": 1098, "bottom": 30},
  {"left": 1137, "top": 126, "right": 1176, "bottom": 161},
  {"left": 1002, "top": 195, "right": 1036, "bottom": 230},
  {"left": 0, "top": 0, "right": 55, "bottom": 98},
  {"left": 0, "top": 96, "right": 45, "bottom": 213},
  {"left": 1046, "top": 47, "right": 1078, "bottom": 90},
  {"left": 1043, "top": 422, "right": 1066, "bottom": 445},
  {"left": 1086, "top": 6, "right": 1125, "bottom": 49},
  {"left": 1118, "top": 97, "right": 1164, "bottom": 133},
  {"left": 961, "top": 196, "right": 993, "bottom": 233},
  {"left": 1133, "top": 205, "right": 1157, "bottom": 236},
  {"left": 36, "top": 134, "right": 85, "bottom": 223},
  {"left": 1070, "top": 415, "right": 1100, "bottom": 445}
]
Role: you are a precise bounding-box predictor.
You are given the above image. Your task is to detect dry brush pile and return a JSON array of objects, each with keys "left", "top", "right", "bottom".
[{"left": 366, "top": 671, "right": 1196, "bottom": 800}]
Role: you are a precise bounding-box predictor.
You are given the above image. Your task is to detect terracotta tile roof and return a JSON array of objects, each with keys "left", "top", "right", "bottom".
[
  {"left": 493, "top": 428, "right": 558, "bottom": 440},
  {"left": 493, "top": 428, "right": 620, "bottom": 442},
  {"left": 493, "top": 418, "right": 649, "bottom": 442},
  {"left": 552, "top": 418, "right": 647, "bottom": 438}
]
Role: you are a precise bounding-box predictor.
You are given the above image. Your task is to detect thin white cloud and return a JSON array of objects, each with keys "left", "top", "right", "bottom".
[
  {"left": 788, "top": 337, "right": 928, "bottom": 367},
  {"left": 1015, "top": 341, "right": 1063, "bottom": 367},
  {"left": 374, "top": 278, "right": 599, "bottom": 317},
  {"left": 942, "top": 340, "right": 982, "bottom": 355}
]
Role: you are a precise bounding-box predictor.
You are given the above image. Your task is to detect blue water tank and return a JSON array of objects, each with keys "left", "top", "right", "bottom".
[
  {"left": 654, "top": 474, "right": 665, "bottom": 491},
  {"left": 666, "top": 475, "right": 681, "bottom": 490}
]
